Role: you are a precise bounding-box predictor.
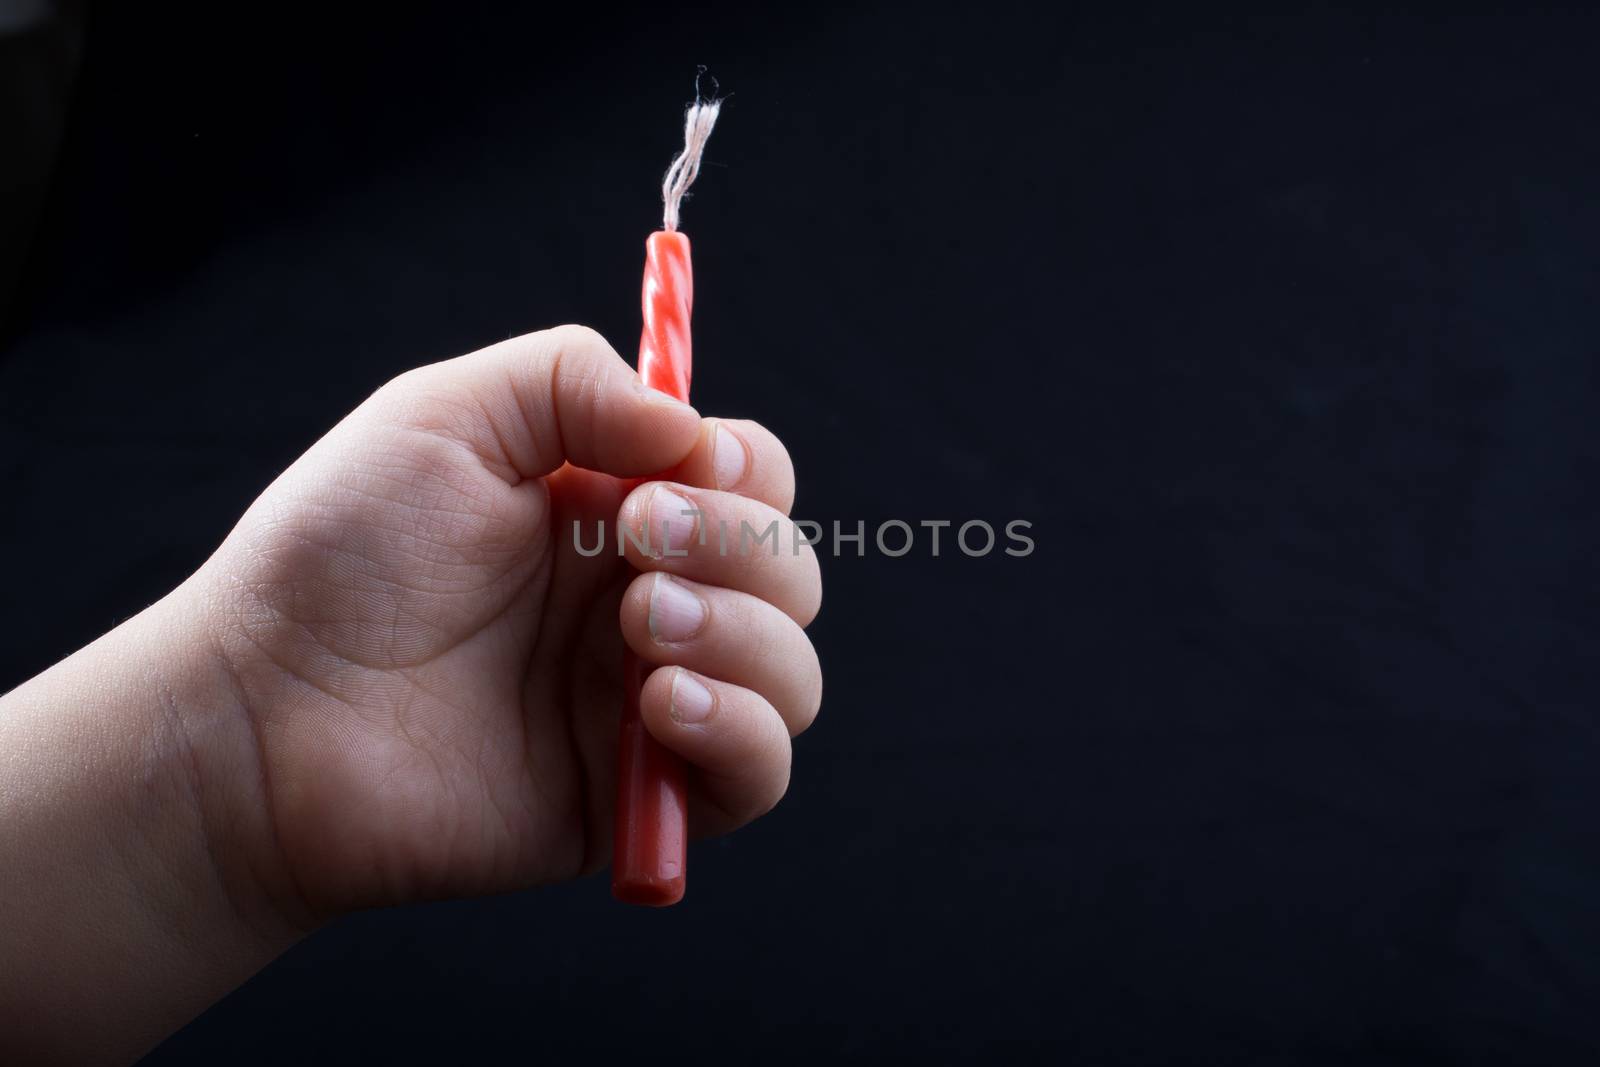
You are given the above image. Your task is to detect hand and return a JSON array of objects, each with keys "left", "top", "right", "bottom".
[
  {"left": 0, "top": 325, "right": 822, "bottom": 1061},
  {"left": 200, "top": 325, "right": 823, "bottom": 917}
]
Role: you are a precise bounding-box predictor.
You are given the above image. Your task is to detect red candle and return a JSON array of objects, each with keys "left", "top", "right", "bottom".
[
  {"left": 613, "top": 231, "right": 694, "bottom": 907},
  {"left": 613, "top": 98, "right": 719, "bottom": 907}
]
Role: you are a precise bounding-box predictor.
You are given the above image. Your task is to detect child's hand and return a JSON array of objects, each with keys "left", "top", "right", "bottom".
[
  {"left": 200, "top": 326, "right": 823, "bottom": 916},
  {"left": 0, "top": 325, "right": 822, "bottom": 1059}
]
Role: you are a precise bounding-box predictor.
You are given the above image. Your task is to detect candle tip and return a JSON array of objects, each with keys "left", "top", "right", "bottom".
[{"left": 662, "top": 89, "right": 722, "bottom": 232}]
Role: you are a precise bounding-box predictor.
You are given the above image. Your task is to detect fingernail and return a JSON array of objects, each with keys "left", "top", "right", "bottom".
[
  {"left": 670, "top": 669, "right": 715, "bottom": 724},
  {"left": 647, "top": 486, "right": 699, "bottom": 556},
  {"left": 711, "top": 421, "right": 749, "bottom": 490},
  {"left": 648, "top": 574, "right": 707, "bottom": 642}
]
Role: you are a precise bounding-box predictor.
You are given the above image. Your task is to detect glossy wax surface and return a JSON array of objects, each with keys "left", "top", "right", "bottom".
[
  {"left": 613, "top": 230, "right": 693, "bottom": 906},
  {"left": 638, "top": 230, "right": 693, "bottom": 399}
]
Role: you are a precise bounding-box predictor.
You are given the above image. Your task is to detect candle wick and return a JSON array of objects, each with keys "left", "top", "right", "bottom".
[{"left": 661, "top": 97, "right": 721, "bottom": 232}]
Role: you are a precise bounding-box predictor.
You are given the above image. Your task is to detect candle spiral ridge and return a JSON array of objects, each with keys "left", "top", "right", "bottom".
[{"left": 639, "top": 232, "right": 694, "bottom": 402}]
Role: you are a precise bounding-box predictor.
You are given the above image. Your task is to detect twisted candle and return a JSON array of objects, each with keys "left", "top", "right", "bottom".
[
  {"left": 638, "top": 232, "right": 693, "bottom": 400},
  {"left": 612, "top": 98, "right": 719, "bottom": 907}
]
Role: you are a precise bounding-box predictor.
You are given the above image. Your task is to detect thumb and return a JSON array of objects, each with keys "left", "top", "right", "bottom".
[{"left": 366, "top": 324, "right": 701, "bottom": 482}]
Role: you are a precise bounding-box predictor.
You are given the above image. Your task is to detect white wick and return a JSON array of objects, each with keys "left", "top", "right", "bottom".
[{"left": 661, "top": 99, "right": 721, "bottom": 232}]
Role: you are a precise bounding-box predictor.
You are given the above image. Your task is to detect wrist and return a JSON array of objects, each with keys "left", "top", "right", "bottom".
[
  {"left": 163, "top": 573, "right": 324, "bottom": 938},
  {"left": 0, "top": 579, "right": 309, "bottom": 1061}
]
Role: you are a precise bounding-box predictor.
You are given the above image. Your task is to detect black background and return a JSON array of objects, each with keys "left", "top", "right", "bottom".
[{"left": 3, "top": 3, "right": 1599, "bottom": 1063}]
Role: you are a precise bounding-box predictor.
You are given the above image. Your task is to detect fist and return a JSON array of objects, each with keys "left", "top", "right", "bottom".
[{"left": 199, "top": 326, "right": 821, "bottom": 915}]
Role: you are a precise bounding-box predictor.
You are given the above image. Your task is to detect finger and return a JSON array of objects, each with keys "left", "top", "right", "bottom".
[
  {"left": 618, "top": 482, "right": 823, "bottom": 626},
  {"left": 620, "top": 573, "right": 822, "bottom": 735},
  {"left": 638, "top": 666, "right": 791, "bottom": 829},
  {"left": 662, "top": 418, "right": 796, "bottom": 514},
  {"left": 369, "top": 324, "right": 702, "bottom": 482}
]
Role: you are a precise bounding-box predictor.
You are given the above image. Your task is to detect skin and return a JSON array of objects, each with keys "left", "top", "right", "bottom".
[{"left": 0, "top": 326, "right": 823, "bottom": 1064}]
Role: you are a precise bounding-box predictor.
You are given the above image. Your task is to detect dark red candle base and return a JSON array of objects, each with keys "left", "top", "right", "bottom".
[{"left": 613, "top": 648, "right": 689, "bottom": 906}]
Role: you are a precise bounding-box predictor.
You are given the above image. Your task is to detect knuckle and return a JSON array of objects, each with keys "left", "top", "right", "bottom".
[
  {"left": 380, "top": 364, "right": 427, "bottom": 395},
  {"left": 371, "top": 365, "right": 471, "bottom": 438},
  {"left": 545, "top": 323, "right": 610, "bottom": 362},
  {"left": 371, "top": 365, "right": 434, "bottom": 415}
]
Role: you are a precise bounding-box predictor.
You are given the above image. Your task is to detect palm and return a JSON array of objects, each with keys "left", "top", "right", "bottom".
[{"left": 224, "top": 420, "right": 643, "bottom": 913}]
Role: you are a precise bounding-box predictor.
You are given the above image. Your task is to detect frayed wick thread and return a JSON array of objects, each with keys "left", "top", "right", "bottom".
[{"left": 661, "top": 98, "right": 721, "bottom": 232}]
